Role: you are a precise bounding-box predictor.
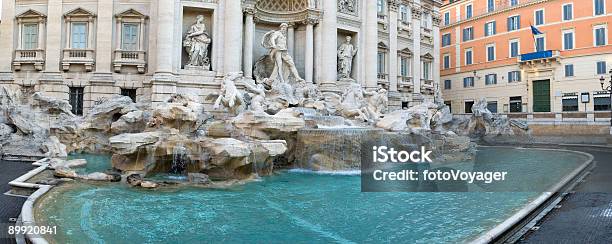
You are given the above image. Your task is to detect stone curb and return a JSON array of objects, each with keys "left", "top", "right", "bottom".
[{"left": 470, "top": 146, "right": 595, "bottom": 244}]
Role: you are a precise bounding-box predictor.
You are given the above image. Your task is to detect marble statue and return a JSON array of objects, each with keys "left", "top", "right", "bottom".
[
  {"left": 262, "top": 23, "right": 304, "bottom": 84},
  {"left": 184, "top": 15, "right": 212, "bottom": 69},
  {"left": 243, "top": 79, "right": 267, "bottom": 113},
  {"left": 337, "top": 36, "right": 358, "bottom": 80},
  {"left": 363, "top": 85, "right": 388, "bottom": 121},
  {"left": 213, "top": 73, "right": 245, "bottom": 114},
  {"left": 338, "top": 0, "right": 357, "bottom": 15}
]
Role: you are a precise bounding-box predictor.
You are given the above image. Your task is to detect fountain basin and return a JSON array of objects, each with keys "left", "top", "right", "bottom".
[{"left": 34, "top": 147, "right": 591, "bottom": 243}]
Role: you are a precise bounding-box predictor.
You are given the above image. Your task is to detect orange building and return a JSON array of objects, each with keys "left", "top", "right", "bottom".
[{"left": 439, "top": 0, "right": 612, "bottom": 116}]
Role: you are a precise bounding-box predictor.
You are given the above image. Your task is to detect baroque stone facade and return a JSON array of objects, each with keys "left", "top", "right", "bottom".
[{"left": 0, "top": 0, "right": 441, "bottom": 115}]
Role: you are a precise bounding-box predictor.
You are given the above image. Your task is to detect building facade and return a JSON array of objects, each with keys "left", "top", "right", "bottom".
[
  {"left": 440, "top": 0, "right": 612, "bottom": 115},
  {"left": 0, "top": 0, "right": 441, "bottom": 115}
]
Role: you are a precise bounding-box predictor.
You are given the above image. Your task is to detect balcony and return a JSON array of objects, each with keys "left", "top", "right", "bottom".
[
  {"left": 398, "top": 76, "right": 413, "bottom": 92},
  {"left": 62, "top": 49, "right": 95, "bottom": 72},
  {"left": 518, "top": 50, "right": 561, "bottom": 67},
  {"left": 13, "top": 49, "right": 45, "bottom": 71},
  {"left": 113, "top": 50, "right": 146, "bottom": 74},
  {"left": 421, "top": 79, "right": 434, "bottom": 94}
]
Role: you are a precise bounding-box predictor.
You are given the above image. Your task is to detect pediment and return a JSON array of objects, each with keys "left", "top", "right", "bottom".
[
  {"left": 64, "top": 7, "right": 96, "bottom": 18},
  {"left": 421, "top": 53, "right": 434, "bottom": 60},
  {"left": 116, "top": 9, "right": 147, "bottom": 19},
  {"left": 16, "top": 9, "right": 46, "bottom": 19},
  {"left": 378, "top": 42, "right": 388, "bottom": 50},
  {"left": 398, "top": 48, "right": 412, "bottom": 55}
]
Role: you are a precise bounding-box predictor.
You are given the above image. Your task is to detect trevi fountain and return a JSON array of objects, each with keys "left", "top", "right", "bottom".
[{"left": 1, "top": 20, "right": 591, "bottom": 244}]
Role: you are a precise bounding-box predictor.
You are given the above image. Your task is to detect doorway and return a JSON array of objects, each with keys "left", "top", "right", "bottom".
[{"left": 532, "top": 79, "right": 550, "bottom": 112}]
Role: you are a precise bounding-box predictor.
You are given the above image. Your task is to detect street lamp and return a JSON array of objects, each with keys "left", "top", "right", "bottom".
[{"left": 599, "top": 68, "right": 612, "bottom": 135}]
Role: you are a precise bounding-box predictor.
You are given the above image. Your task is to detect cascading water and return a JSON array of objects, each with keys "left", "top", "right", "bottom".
[{"left": 170, "top": 144, "right": 189, "bottom": 175}]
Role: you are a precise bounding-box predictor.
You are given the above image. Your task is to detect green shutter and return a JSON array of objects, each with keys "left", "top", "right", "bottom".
[{"left": 532, "top": 80, "right": 551, "bottom": 112}]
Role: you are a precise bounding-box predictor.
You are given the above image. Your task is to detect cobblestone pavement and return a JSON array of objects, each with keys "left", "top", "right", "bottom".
[
  {"left": 0, "top": 161, "right": 34, "bottom": 244},
  {"left": 520, "top": 146, "right": 612, "bottom": 244}
]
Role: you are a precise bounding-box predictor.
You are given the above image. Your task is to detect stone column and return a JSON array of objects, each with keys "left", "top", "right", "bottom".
[
  {"left": 243, "top": 6, "right": 256, "bottom": 79},
  {"left": 94, "top": 0, "right": 113, "bottom": 74},
  {"left": 364, "top": 0, "right": 379, "bottom": 89},
  {"left": 411, "top": 2, "right": 422, "bottom": 101},
  {"left": 432, "top": 12, "right": 441, "bottom": 102},
  {"left": 305, "top": 19, "right": 316, "bottom": 84},
  {"left": 318, "top": 0, "right": 339, "bottom": 93},
  {"left": 0, "top": 0, "right": 15, "bottom": 79},
  {"left": 288, "top": 23, "right": 295, "bottom": 58},
  {"left": 223, "top": 0, "right": 243, "bottom": 74},
  {"left": 150, "top": 0, "right": 176, "bottom": 104},
  {"left": 388, "top": 1, "right": 401, "bottom": 110},
  {"left": 44, "top": 0, "right": 63, "bottom": 72}
]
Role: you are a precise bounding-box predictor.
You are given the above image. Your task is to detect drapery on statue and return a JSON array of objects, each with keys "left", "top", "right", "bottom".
[
  {"left": 337, "top": 36, "right": 358, "bottom": 80},
  {"left": 262, "top": 23, "right": 304, "bottom": 83},
  {"left": 184, "top": 15, "right": 211, "bottom": 69}
]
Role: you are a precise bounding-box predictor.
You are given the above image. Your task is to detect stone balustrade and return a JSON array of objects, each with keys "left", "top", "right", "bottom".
[
  {"left": 113, "top": 50, "right": 146, "bottom": 74},
  {"left": 13, "top": 49, "right": 45, "bottom": 71},
  {"left": 61, "top": 49, "right": 95, "bottom": 72}
]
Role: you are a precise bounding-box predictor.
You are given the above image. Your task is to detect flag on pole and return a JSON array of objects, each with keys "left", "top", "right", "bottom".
[{"left": 530, "top": 25, "right": 543, "bottom": 35}]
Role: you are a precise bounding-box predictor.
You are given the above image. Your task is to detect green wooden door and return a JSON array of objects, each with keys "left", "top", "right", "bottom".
[{"left": 532, "top": 80, "right": 551, "bottom": 112}]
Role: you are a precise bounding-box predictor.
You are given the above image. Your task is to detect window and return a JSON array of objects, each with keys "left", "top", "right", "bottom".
[
  {"left": 400, "top": 56, "right": 409, "bottom": 77},
  {"left": 400, "top": 5, "right": 409, "bottom": 22},
  {"left": 463, "top": 27, "right": 474, "bottom": 41},
  {"left": 444, "top": 80, "right": 452, "bottom": 90},
  {"left": 563, "top": 4, "right": 573, "bottom": 21},
  {"left": 69, "top": 87, "right": 84, "bottom": 116},
  {"left": 466, "top": 4, "right": 473, "bottom": 19},
  {"left": 443, "top": 54, "right": 451, "bottom": 69},
  {"left": 122, "top": 23, "right": 140, "bottom": 50},
  {"left": 594, "top": 0, "right": 605, "bottom": 16},
  {"left": 121, "top": 89, "right": 137, "bottom": 102},
  {"left": 565, "top": 64, "right": 574, "bottom": 77},
  {"left": 594, "top": 25, "right": 607, "bottom": 46},
  {"left": 422, "top": 12, "right": 431, "bottom": 29},
  {"left": 508, "top": 71, "right": 521, "bottom": 82},
  {"left": 597, "top": 61, "right": 607, "bottom": 75},
  {"left": 465, "top": 101, "right": 475, "bottom": 113},
  {"left": 71, "top": 22, "right": 87, "bottom": 49},
  {"left": 507, "top": 15, "right": 520, "bottom": 31},
  {"left": 463, "top": 77, "right": 475, "bottom": 88},
  {"left": 422, "top": 61, "right": 432, "bottom": 80},
  {"left": 487, "top": 0, "right": 495, "bottom": 12},
  {"left": 510, "top": 0, "right": 519, "bottom": 6},
  {"left": 444, "top": 101, "right": 452, "bottom": 113},
  {"left": 535, "top": 35, "right": 545, "bottom": 52},
  {"left": 535, "top": 9, "right": 545, "bottom": 26},
  {"left": 509, "top": 39, "right": 520, "bottom": 58},
  {"left": 562, "top": 95, "right": 579, "bottom": 112},
  {"left": 377, "top": 51, "right": 386, "bottom": 76},
  {"left": 594, "top": 92, "right": 611, "bottom": 111},
  {"left": 465, "top": 49, "right": 473, "bottom": 65},
  {"left": 510, "top": 96, "right": 523, "bottom": 112},
  {"left": 485, "top": 21, "right": 496, "bottom": 36},
  {"left": 485, "top": 74, "right": 497, "bottom": 85},
  {"left": 444, "top": 12, "right": 450, "bottom": 26},
  {"left": 563, "top": 30, "right": 574, "bottom": 50},
  {"left": 487, "top": 44, "right": 496, "bottom": 62},
  {"left": 442, "top": 33, "right": 451, "bottom": 47},
  {"left": 377, "top": 0, "right": 384, "bottom": 13},
  {"left": 22, "top": 23, "right": 39, "bottom": 50},
  {"left": 487, "top": 101, "right": 498, "bottom": 113}
]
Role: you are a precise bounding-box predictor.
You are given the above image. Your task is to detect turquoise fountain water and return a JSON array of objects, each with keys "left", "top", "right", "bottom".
[{"left": 36, "top": 147, "right": 588, "bottom": 243}]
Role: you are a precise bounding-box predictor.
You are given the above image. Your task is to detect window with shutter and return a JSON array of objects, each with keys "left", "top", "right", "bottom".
[
  {"left": 122, "top": 24, "right": 139, "bottom": 50},
  {"left": 71, "top": 23, "right": 87, "bottom": 49},
  {"left": 22, "top": 23, "right": 38, "bottom": 50}
]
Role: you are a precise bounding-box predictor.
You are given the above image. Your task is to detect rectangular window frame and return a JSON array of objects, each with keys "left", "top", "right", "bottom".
[
  {"left": 509, "top": 39, "right": 520, "bottom": 58},
  {"left": 535, "top": 34, "right": 546, "bottom": 52},
  {"left": 485, "top": 74, "right": 498, "bottom": 85},
  {"left": 507, "top": 15, "right": 520, "bottom": 32},
  {"left": 562, "top": 29, "right": 575, "bottom": 50},
  {"left": 70, "top": 22, "right": 88, "bottom": 49},
  {"left": 508, "top": 71, "right": 522, "bottom": 82},
  {"left": 443, "top": 54, "right": 451, "bottom": 70},
  {"left": 22, "top": 23, "right": 39, "bottom": 50},
  {"left": 562, "top": 3, "right": 574, "bottom": 21},
  {"left": 487, "top": 0, "right": 495, "bottom": 12},
  {"left": 486, "top": 43, "right": 496, "bottom": 62},
  {"left": 121, "top": 23, "right": 141, "bottom": 51},
  {"left": 485, "top": 20, "right": 496, "bottom": 36},
  {"left": 444, "top": 79, "right": 452, "bottom": 90},
  {"left": 562, "top": 96, "right": 579, "bottom": 112},
  {"left": 565, "top": 64, "right": 575, "bottom": 77},
  {"left": 466, "top": 4, "right": 473, "bottom": 19},
  {"left": 444, "top": 11, "right": 450, "bottom": 26},
  {"left": 442, "top": 33, "right": 452, "bottom": 47},
  {"left": 463, "top": 77, "right": 475, "bottom": 88},
  {"left": 594, "top": 0, "right": 606, "bottom": 16},
  {"left": 465, "top": 48, "right": 473, "bottom": 65},
  {"left": 593, "top": 25, "right": 608, "bottom": 47},
  {"left": 597, "top": 61, "right": 607, "bottom": 75},
  {"left": 534, "top": 9, "right": 545, "bottom": 26},
  {"left": 463, "top": 26, "right": 474, "bottom": 42}
]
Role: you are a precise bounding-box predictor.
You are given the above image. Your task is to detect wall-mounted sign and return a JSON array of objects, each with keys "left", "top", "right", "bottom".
[{"left": 581, "top": 92, "right": 590, "bottom": 103}]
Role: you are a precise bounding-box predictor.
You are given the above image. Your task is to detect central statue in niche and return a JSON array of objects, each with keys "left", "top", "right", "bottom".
[
  {"left": 184, "top": 15, "right": 212, "bottom": 70},
  {"left": 337, "top": 36, "right": 357, "bottom": 81},
  {"left": 259, "top": 23, "right": 304, "bottom": 84}
]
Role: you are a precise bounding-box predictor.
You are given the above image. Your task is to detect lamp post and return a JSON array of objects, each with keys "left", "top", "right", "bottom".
[{"left": 600, "top": 69, "right": 612, "bottom": 135}]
